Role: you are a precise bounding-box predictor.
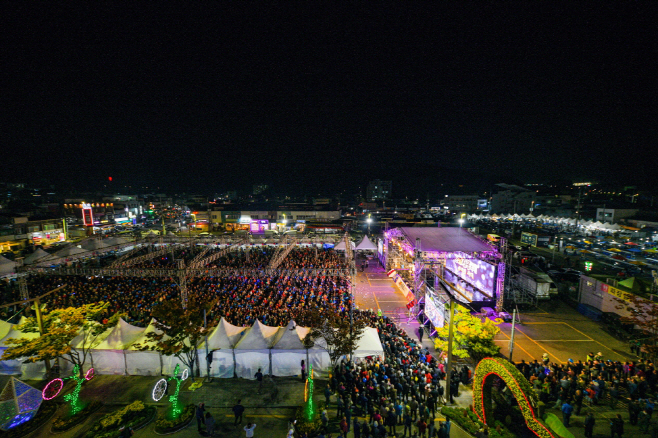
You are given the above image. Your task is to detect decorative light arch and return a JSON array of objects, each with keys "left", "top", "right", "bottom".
[{"left": 472, "top": 357, "right": 555, "bottom": 438}]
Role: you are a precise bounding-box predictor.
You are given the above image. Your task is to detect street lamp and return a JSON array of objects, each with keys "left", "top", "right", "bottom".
[{"left": 366, "top": 214, "right": 372, "bottom": 235}]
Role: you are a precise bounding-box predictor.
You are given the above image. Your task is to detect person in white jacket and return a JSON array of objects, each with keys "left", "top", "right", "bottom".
[{"left": 244, "top": 422, "right": 256, "bottom": 437}]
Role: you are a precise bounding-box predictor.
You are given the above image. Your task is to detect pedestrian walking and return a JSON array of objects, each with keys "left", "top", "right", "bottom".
[
  {"left": 205, "top": 412, "right": 215, "bottom": 437},
  {"left": 244, "top": 422, "right": 256, "bottom": 437},
  {"left": 417, "top": 326, "right": 424, "bottom": 343},
  {"left": 610, "top": 414, "right": 623, "bottom": 438},
  {"left": 255, "top": 368, "right": 264, "bottom": 394},
  {"left": 561, "top": 401, "right": 573, "bottom": 427},
  {"left": 301, "top": 360, "right": 306, "bottom": 381},
  {"left": 584, "top": 412, "right": 595, "bottom": 438},
  {"left": 233, "top": 400, "right": 245, "bottom": 426},
  {"left": 324, "top": 384, "right": 332, "bottom": 406},
  {"left": 195, "top": 402, "right": 206, "bottom": 433},
  {"left": 446, "top": 417, "right": 451, "bottom": 437},
  {"left": 340, "top": 416, "right": 348, "bottom": 436}
]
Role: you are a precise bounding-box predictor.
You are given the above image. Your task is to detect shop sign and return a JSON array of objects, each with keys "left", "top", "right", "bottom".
[{"left": 601, "top": 283, "right": 632, "bottom": 301}]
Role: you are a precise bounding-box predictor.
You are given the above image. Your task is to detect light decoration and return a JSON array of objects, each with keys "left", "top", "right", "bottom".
[
  {"left": 472, "top": 357, "right": 555, "bottom": 438},
  {"left": 155, "top": 364, "right": 188, "bottom": 418},
  {"left": 0, "top": 377, "right": 44, "bottom": 431},
  {"left": 303, "top": 365, "right": 315, "bottom": 421},
  {"left": 42, "top": 365, "right": 94, "bottom": 415}
]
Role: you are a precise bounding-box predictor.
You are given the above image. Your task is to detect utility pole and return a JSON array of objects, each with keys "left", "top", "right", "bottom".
[
  {"left": 509, "top": 308, "right": 517, "bottom": 362},
  {"left": 445, "top": 297, "right": 455, "bottom": 405}
]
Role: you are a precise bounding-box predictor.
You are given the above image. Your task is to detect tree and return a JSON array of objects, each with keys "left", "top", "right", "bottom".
[
  {"left": 433, "top": 306, "right": 501, "bottom": 363},
  {"left": 614, "top": 293, "right": 658, "bottom": 360},
  {"left": 1, "top": 302, "right": 119, "bottom": 376},
  {"left": 134, "top": 297, "right": 211, "bottom": 380},
  {"left": 301, "top": 308, "right": 367, "bottom": 366}
]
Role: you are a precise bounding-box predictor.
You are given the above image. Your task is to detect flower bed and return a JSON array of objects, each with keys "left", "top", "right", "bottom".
[
  {"left": 441, "top": 407, "right": 516, "bottom": 438},
  {"left": 293, "top": 401, "right": 325, "bottom": 437},
  {"left": 0, "top": 402, "right": 58, "bottom": 438},
  {"left": 80, "top": 401, "right": 157, "bottom": 438},
  {"left": 153, "top": 404, "right": 194, "bottom": 435},
  {"left": 51, "top": 400, "right": 103, "bottom": 433}
]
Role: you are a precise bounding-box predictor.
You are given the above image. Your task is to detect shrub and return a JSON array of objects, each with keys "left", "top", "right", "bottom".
[
  {"left": 294, "top": 401, "right": 325, "bottom": 437},
  {"left": 440, "top": 406, "right": 516, "bottom": 438},
  {"left": 82, "top": 402, "right": 156, "bottom": 438},
  {"left": 154, "top": 404, "right": 194, "bottom": 433},
  {"left": 52, "top": 400, "right": 103, "bottom": 432}
]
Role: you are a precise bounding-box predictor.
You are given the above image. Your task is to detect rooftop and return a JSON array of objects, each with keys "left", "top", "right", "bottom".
[{"left": 399, "top": 227, "right": 494, "bottom": 254}]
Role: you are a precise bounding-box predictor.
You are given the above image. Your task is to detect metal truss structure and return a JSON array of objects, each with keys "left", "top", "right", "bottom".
[
  {"left": 267, "top": 235, "right": 295, "bottom": 269},
  {"left": 30, "top": 266, "right": 352, "bottom": 278},
  {"left": 111, "top": 244, "right": 181, "bottom": 268}
]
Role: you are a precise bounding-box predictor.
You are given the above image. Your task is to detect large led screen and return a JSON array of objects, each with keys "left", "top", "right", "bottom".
[
  {"left": 444, "top": 255, "right": 496, "bottom": 297},
  {"left": 424, "top": 293, "right": 445, "bottom": 328}
]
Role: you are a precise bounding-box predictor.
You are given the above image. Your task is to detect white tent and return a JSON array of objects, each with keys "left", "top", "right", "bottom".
[
  {"left": 80, "top": 239, "right": 111, "bottom": 251},
  {"left": 234, "top": 321, "right": 283, "bottom": 379},
  {"left": 353, "top": 327, "right": 385, "bottom": 361},
  {"left": 23, "top": 248, "right": 51, "bottom": 265},
  {"left": 0, "top": 318, "right": 42, "bottom": 378},
  {"left": 125, "top": 319, "right": 164, "bottom": 376},
  {"left": 53, "top": 245, "right": 88, "bottom": 257},
  {"left": 355, "top": 235, "right": 377, "bottom": 251},
  {"left": 333, "top": 240, "right": 355, "bottom": 251},
  {"left": 288, "top": 325, "right": 331, "bottom": 379},
  {"left": 90, "top": 319, "right": 145, "bottom": 375},
  {"left": 271, "top": 321, "right": 307, "bottom": 377},
  {"left": 202, "top": 318, "right": 248, "bottom": 378},
  {"left": 0, "top": 256, "right": 17, "bottom": 277}
]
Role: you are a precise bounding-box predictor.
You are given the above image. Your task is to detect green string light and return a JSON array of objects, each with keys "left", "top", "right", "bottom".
[
  {"left": 63, "top": 365, "right": 87, "bottom": 415},
  {"left": 304, "top": 365, "right": 315, "bottom": 421},
  {"left": 167, "top": 364, "right": 185, "bottom": 418}
]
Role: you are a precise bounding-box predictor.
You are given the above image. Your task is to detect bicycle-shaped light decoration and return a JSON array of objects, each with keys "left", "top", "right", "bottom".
[
  {"left": 152, "top": 364, "right": 188, "bottom": 418},
  {"left": 42, "top": 365, "right": 95, "bottom": 414}
]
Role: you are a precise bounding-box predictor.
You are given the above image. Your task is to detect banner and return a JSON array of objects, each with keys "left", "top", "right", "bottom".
[{"left": 444, "top": 255, "right": 496, "bottom": 296}]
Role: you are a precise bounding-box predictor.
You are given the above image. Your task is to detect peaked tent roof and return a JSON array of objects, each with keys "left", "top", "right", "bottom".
[
  {"left": 294, "top": 325, "right": 327, "bottom": 349},
  {"left": 80, "top": 239, "right": 111, "bottom": 251},
  {"left": 206, "top": 317, "right": 248, "bottom": 349},
  {"left": 333, "top": 240, "right": 355, "bottom": 250},
  {"left": 355, "top": 327, "right": 384, "bottom": 356},
  {"left": 0, "top": 256, "right": 17, "bottom": 276},
  {"left": 618, "top": 277, "right": 642, "bottom": 292},
  {"left": 53, "top": 245, "right": 88, "bottom": 257},
  {"left": 355, "top": 235, "right": 377, "bottom": 251},
  {"left": 94, "top": 318, "right": 145, "bottom": 350},
  {"left": 0, "top": 319, "right": 13, "bottom": 340},
  {"left": 128, "top": 319, "right": 169, "bottom": 350},
  {"left": 272, "top": 321, "right": 305, "bottom": 350},
  {"left": 0, "top": 317, "right": 39, "bottom": 347},
  {"left": 23, "top": 248, "right": 52, "bottom": 265},
  {"left": 235, "top": 320, "right": 283, "bottom": 350}
]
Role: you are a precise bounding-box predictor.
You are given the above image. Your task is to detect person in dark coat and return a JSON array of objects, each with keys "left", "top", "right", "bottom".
[
  {"left": 610, "top": 414, "right": 624, "bottom": 438},
  {"left": 195, "top": 402, "right": 206, "bottom": 433},
  {"left": 584, "top": 411, "right": 595, "bottom": 438}
]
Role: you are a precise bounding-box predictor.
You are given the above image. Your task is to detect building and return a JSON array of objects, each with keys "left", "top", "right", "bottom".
[
  {"left": 490, "top": 184, "right": 536, "bottom": 214},
  {"left": 441, "top": 195, "right": 487, "bottom": 213},
  {"left": 0, "top": 216, "right": 66, "bottom": 254},
  {"left": 596, "top": 208, "right": 639, "bottom": 224},
  {"left": 366, "top": 180, "right": 392, "bottom": 201}
]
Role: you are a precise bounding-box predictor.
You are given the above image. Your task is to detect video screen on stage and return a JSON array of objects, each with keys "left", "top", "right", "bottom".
[
  {"left": 444, "top": 255, "right": 496, "bottom": 297},
  {"left": 424, "top": 292, "right": 445, "bottom": 328}
]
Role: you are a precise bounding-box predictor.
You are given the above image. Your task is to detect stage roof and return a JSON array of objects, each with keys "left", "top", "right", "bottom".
[{"left": 398, "top": 227, "right": 494, "bottom": 253}]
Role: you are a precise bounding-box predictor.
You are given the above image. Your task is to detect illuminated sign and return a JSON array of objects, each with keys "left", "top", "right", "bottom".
[
  {"left": 81, "top": 203, "right": 93, "bottom": 226},
  {"left": 445, "top": 255, "right": 496, "bottom": 296}
]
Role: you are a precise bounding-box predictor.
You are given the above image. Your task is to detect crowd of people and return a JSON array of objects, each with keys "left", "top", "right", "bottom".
[
  {"left": 4, "top": 247, "right": 350, "bottom": 328},
  {"left": 516, "top": 352, "right": 657, "bottom": 437},
  {"left": 312, "top": 310, "right": 463, "bottom": 438}
]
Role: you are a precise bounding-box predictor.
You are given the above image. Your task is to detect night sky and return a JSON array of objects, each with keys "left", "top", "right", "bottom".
[{"left": 1, "top": 3, "right": 656, "bottom": 196}]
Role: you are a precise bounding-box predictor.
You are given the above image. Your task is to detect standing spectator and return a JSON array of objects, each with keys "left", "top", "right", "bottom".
[
  {"left": 417, "top": 326, "right": 424, "bottom": 344},
  {"left": 232, "top": 400, "right": 245, "bottom": 426},
  {"left": 386, "top": 407, "right": 397, "bottom": 436},
  {"left": 402, "top": 411, "right": 412, "bottom": 438},
  {"left": 438, "top": 422, "right": 448, "bottom": 438},
  {"left": 610, "top": 414, "right": 623, "bottom": 438},
  {"left": 584, "top": 412, "right": 595, "bottom": 438},
  {"left": 639, "top": 409, "right": 651, "bottom": 434},
  {"left": 301, "top": 360, "right": 306, "bottom": 381},
  {"left": 205, "top": 412, "right": 215, "bottom": 437},
  {"left": 255, "top": 368, "right": 264, "bottom": 394},
  {"left": 195, "top": 402, "right": 206, "bottom": 433},
  {"left": 119, "top": 425, "right": 134, "bottom": 438},
  {"left": 244, "top": 422, "right": 256, "bottom": 438},
  {"left": 416, "top": 417, "right": 428, "bottom": 438},
  {"left": 339, "top": 416, "right": 348, "bottom": 436},
  {"left": 324, "top": 384, "right": 332, "bottom": 406},
  {"left": 561, "top": 400, "right": 573, "bottom": 427},
  {"left": 445, "top": 417, "right": 451, "bottom": 437}
]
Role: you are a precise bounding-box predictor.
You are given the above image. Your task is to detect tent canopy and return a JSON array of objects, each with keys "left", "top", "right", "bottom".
[
  {"left": 355, "top": 235, "right": 377, "bottom": 251},
  {"left": 235, "top": 320, "right": 282, "bottom": 349},
  {"left": 53, "top": 245, "right": 88, "bottom": 257},
  {"left": 272, "top": 321, "right": 305, "bottom": 350},
  {"left": 23, "top": 248, "right": 51, "bottom": 265},
  {"left": 94, "top": 318, "right": 145, "bottom": 350},
  {"left": 333, "top": 240, "right": 355, "bottom": 251},
  {"left": 206, "top": 317, "right": 248, "bottom": 349}
]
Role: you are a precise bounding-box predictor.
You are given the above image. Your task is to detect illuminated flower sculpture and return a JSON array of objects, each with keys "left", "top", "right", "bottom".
[
  {"left": 472, "top": 357, "right": 555, "bottom": 438},
  {"left": 0, "top": 377, "right": 43, "bottom": 431}
]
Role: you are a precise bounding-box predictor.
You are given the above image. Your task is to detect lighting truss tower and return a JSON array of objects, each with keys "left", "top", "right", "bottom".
[{"left": 177, "top": 259, "right": 188, "bottom": 309}]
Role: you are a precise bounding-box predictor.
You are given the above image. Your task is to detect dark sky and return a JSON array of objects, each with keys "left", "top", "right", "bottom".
[{"left": 1, "top": 3, "right": 656, "bottom": 196}]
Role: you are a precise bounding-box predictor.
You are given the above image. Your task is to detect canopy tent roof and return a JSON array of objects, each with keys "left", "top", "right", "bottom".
[
  {"left": 94, "top": 318, "right": 145, "bottom": 350},
  {"left": 397, "top": 227, "right": 494, "bottom": 254},
  {"left": 53, "top": 245, "right": 88, "bottom": 257},
  {"left": 272, "top": 321, "right": 306, "bottom": 350},
  {"left": 103, "top": 236, "right": 130, "bottom": 246},
  {"left": 0, "top": 317, "right": 38, "bottom": 347},
  {"left": 235, "top": 320, "right": 282, "bottom": 349},
  {"left": 617, "top": 277, "right": 642, "bottom": 292},
  {"left": 354, "top": 327, "right": 385, "bottom": 357},
  {"left": 127, "top": 319, "right": 168, "bottom": 350},
  {"left": 23, "top": 248, "right": 51, "bottom": 265},
  {"left": 355, "top": 235, "right": 377, "bottom": 251},
  {"left": 0, "top": 256, "right": 17, "bottom": 276},
  {"left": 206, "top": 317, "right": 248, "bottom": 349},
  {"left": 333, "top": 240, "right": 355, "bottom": 251},
  {"left": 80, "top": 239, "right": 112, "bottom": 251},
  {"left": 0, "top": 320, "right": 13, "bottom": 340}
]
